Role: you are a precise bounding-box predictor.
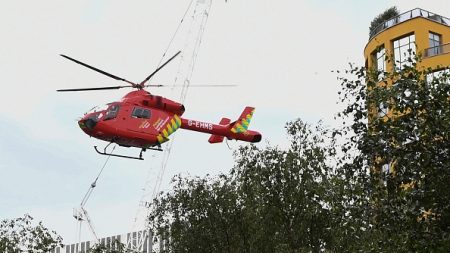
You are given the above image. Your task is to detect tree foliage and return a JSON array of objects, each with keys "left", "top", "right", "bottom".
[
  {"left": 369, "top": 6, "right": 399, "bottom": 37},
  {"left": 150, "top": 119, "right": 338, "bottom": 252},
  {"left": 0, "top": 214, "right": 62, "bottom": 253},
  {"left": 336, "top": 54, "right": 450, "bottom": 251},
  {"left": 149, "top": 55, "right": 449, "bottom": 252}
]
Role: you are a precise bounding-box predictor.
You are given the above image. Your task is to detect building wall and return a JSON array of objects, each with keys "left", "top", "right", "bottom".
[
  {"left": 365, "top": 14, "right": 450, "bottom": 72},
  {"left": 49, "top": 229, "right": 152, "bottom": 253},
  {"left": 364, "top": 9, "right": 449, "bottom": 120}
]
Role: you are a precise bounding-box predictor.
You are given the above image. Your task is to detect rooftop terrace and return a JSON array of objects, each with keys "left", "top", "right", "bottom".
[{"left": 370, "top": 8, "right": 449, "bottom": 40}]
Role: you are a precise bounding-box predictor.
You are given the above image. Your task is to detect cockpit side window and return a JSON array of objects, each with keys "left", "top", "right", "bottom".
[
  {"left": 132, "top": 107, "right": 151, "bottom": 119},
  {"left": 104, "top": 104, "right": 120, "bottom": 120},
  {"left": 142, "top": 109, "right": 150, "bottom": 119}
]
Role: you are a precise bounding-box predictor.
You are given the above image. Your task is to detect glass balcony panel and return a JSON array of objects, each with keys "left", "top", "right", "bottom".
[
  {"left": 424, "top": 42, "right": 450, "bottom": 58},
  {"left": 369, "top": 8, "right": 449, "bottom": 39}
]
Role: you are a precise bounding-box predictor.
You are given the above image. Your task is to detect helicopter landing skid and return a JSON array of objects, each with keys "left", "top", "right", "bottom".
[
  {"left": 146, "top": 146, "right": 164, "bottom": 152},
  {"left": 94, "top": 141, "right": 163, "bottom": 160},
  {"left": 94, "top": 146, "right": 144, "bottom": 160}
]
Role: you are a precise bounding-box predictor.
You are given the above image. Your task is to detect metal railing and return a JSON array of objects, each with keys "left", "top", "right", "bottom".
[
  {"left": 424, "top": 42, "right": 450, "bottom": 58},
  {"left": 370, "top": 8, "right": 450, "bottom": 39}
]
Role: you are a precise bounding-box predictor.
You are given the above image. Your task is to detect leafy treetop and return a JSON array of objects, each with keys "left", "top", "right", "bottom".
[{"left": 369, "top": 6, "right": 400, "bottom": 38}]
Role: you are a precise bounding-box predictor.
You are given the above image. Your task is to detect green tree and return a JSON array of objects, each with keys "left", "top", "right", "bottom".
[
  {"left": 336, "top": 55, "right": 450, "bottom": 251},
  {"left": 148, "top": 56, "right": 449, "bottom": 252},
  {"left": 232, "top": 120, "right": 336, "bottom": 252},
  {"left": 0, "top": 214, "right": 62, "bottom": 253},
  {"left": 369, "top": 6, "right": 399, "bottom": 38},
  {"left": 150, "top": 119, "right": 339, "bottom": 252},
  {"left": 150, "top": 173, "right": 246, "bottom": 252}
]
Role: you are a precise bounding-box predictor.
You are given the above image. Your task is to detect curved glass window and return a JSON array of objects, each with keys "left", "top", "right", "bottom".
[
  {"left": 85, "top": 104, "right": 109, "bottom": 115},
  {"left": 104, "top": 104, "right": 120, "bottom": 120}
]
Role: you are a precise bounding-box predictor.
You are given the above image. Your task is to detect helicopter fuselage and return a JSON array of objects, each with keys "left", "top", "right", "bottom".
[{"left": 78, "top": 90, "right": 261, "bottom": 150}]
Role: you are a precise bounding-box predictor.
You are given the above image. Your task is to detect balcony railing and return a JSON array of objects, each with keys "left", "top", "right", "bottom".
[
  {"left": 424, "top": 42, "right": 450, "bottom": 58},
  {"left": 370, "top": 8, "right": 450, "bottom": 39}
]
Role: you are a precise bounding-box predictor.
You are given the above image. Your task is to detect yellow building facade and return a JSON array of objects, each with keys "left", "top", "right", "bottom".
[
  {"left": 365, "top": 8, "right": 449, "bottom": 75},
  {"left": 363, "top": 8, "right": 449, "bottom": 176}
]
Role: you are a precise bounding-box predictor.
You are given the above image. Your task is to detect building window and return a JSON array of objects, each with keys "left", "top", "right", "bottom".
[
  {"left": 426, "top": 68, "right": 450, "bottom": 85},
  {"left": 382, "top": 163, "right": 391, "bottom": 186},
  {"left": 378, "top": 101, "right": 388, "bottom": 117},
  {"left": 382, "top": 163, "right": 391, "bottom": 174},
  {"left": 428, "top": 32, "right": 442, "bottom": 56},
  {"left": 132, "top": 107, "right": 151, "bottom": 119},
  {"left": 372, "top": 46, "right": 386, "bottom": 80},
  {"left": 392, "top": 81, "right": 412, "bottom": 106},
  {"left": 393, "top": 34, "right": 416, "bottom": 70}
]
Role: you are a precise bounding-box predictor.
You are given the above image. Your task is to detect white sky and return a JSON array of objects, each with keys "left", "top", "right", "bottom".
[{"left": 0, "top": 0, "right": 448, "bottom": 244}]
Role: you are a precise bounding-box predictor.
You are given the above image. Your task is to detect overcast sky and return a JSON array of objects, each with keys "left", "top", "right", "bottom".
[{"left": 1, "top": 0, "right": 448, "bottom": 244}]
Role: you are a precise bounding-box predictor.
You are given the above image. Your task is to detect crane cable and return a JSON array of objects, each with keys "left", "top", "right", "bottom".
[
  {"left": 80, "top": 145, "right": 115, "bottom": 206},
  {"left": 152, "top": 0, "right": 195, "bottom": 81},
  {"left": 178, "top": 0, "right": 213, "bottom": 102},
  {"left": 75, "top": 145, "right": 116, "bottom": 244}
]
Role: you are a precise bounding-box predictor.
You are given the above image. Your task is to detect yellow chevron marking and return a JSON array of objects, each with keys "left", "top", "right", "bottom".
[
  {"left": 157, "top": 134, "right": 169, "bottom": 144},
  {"left": 156, "top": 116, "right": 181, "bottom": 144},
  {"left": 175, "top": 115, "right": 181, "bottom": 127},
  {"left": 167, "top": 124, "right": 173, "bottom": 135}
]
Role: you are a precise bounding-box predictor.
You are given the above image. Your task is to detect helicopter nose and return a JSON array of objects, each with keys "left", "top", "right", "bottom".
[{"left": 78, "top": 118, "right": 97, "bottom": 130}]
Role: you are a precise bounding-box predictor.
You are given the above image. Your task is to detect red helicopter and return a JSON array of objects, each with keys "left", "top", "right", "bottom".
[{"left": 58, "top": 51, "right": 261, "bottom": 160}]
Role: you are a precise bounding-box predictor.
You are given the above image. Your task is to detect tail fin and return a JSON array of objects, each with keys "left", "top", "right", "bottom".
[
  {"left": 208, "top": 118, "right": 231, "bottom": 143},
  {"left": 230, "top": 107, "right": 255, "bottom": 134},
  {"left": 208, "top": 107, "right": 260, "bottom": 144}
]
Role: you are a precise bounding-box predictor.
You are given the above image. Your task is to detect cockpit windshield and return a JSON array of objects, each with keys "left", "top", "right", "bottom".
[
  {"left": 85, "top": 103, "right": 120, "bottom": 121},
  {"left": 85, "top": 104, "right": 109, "bottom": 115}
]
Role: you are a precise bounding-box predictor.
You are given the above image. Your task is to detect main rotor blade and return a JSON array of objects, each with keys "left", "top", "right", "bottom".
[
  {"left": 139, "top": 51, "right": 181, "bottom": 87},
  {"left": 57, "top": 85, "right": 133, "bottom": 92},
  {"left": 60, "top": 54, "right": 137, "bottom": 86},
  {"left": 145, "top": 84, "right": 237, "bottom": 88}
]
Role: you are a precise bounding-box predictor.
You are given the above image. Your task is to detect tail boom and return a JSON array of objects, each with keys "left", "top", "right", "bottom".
[{"left": 180, "top": 109, "right": 261, "bottom": 143}]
